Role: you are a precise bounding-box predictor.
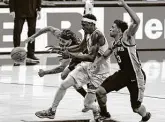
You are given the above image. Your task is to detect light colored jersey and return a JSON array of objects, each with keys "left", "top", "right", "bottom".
[
  {"left": 69, "top": 29, "right": 110, "bottom": 89},
  {"left": 82, "top": 29, "right": 110, "bottom": 74}
]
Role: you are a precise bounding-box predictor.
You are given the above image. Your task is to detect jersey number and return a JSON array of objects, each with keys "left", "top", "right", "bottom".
[{"left": 116, "top": 55, "right": 121, "bottom": 63}]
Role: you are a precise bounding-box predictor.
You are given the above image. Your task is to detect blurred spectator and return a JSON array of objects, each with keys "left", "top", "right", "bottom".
[
  {"left": 9, "top": 0, "right": 41, "bottom": 65},
  {"left": 3, "top": 0, "right": 9, "bottom": 4}
]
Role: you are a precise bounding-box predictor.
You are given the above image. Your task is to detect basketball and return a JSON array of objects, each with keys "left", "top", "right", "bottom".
[{"left": 11, "top": 47, "right": 27, "bottom": 63}]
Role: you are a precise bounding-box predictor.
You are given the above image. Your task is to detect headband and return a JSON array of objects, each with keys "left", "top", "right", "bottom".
[{"left": 82, "top": 18, "right": 96, "bottom": 24}]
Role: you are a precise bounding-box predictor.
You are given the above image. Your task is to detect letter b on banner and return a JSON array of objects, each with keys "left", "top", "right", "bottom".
[
  {"left": 0, "top": 13, "right": 13, "bottom": 48},
  {"left": 47, "top": 13, "right": 82, "bottom": 46}
]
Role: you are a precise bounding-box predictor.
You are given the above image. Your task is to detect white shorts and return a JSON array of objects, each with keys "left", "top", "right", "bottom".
[{"left": 69, "top": 62, "right": 110, "bottom": 93}]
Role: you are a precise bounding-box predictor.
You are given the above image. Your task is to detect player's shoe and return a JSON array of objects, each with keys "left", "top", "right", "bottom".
[
  {"left": 140, "top": 112, "right": 151, "bottom": 122},
  {"left": 35, "top": 107, "right": 55, "bottom": 119},
  {"left": 98, "top": 111, "right": 111, "bottom": 121},
  {"left": 82, "top": 107, "right": 90, "bottom": 112},
  {"left": 100, "top": 111, "right": 111, "bottom": 118},
  {"left": 82, "top": 104, "right": 99, "bottom": 113},
  {"left": 93, "top": 110, "right": 101, "bottom": 122},
  {"left": 13, "top": 62, "right": 20, "bottom": 66}
]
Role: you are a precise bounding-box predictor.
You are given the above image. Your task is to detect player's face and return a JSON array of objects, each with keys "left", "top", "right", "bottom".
[
  {"left": 59, "top": 37, "right": 72, "bottom": 47},
  {"left": 81, "top": 21, "right": 91, "bottom": 34},
  {"left": 109, "top": 23, "right": 120, "bottom": 38}
]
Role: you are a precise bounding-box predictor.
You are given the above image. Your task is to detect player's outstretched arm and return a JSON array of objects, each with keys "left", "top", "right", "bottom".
[
  {"left": 102, "top": 47, "right": 113, "bottom": 59},
  {"left": 100, "top": 41, "right": 120, "bottom": 61},
  {"left": 66, "top": 38, "right": 86, "bottom": 52},
  {"left": 65, "top": 32, "right": 102, "bottom": 62},
  {"left": 24, "top": 26, "right": 61, "bottom": 43},
  {"left": 119, "top": 0, "right": 140, "bottom": 36},
  {"left": 38, "top": 65, "right": 66, "bottom": 77},
  {"left": 68, "top": 44, "right": 99, "bottom": 62}
]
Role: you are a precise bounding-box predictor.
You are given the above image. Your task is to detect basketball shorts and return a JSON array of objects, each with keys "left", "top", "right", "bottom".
[
  {"left": 69, "top": 63, "right": 110, "bottom": 94},
  {"left": 101, "top": 69, "right": 146, "bottom": 109}
]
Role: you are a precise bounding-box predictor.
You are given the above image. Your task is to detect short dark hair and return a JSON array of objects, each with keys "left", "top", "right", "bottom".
[
  {"left": 114, "top": 19, "right": 128, "bottom": 33},
  {"left": 60, "top": 29, "right": 76, "bottom": 40},
  {"left": 83, "top": 14, "right": 97, "bottom": 21}
]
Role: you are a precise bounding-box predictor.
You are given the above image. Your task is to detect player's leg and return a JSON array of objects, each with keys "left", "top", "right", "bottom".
[
  {"left": 84, "top": 83, "right": 98, "bottom": 111},
  {"left": 35, "top": 75, "right": 76, "bottom": 119},
  {"left": 83, "top": 72, "right": 111, "bottom": 121},
  {"left": 84, "top": 90, "right": 100, "bottom": 120},
  {"left": 96, "top": 70, "right": 128, "bottom": 119},
  {"left": 73, "top": 85, "right": 87, "bottom": 98},
  {"left": 96, "top": 85, "right": 109, "bottom": 118},
  {"left": 127, "top": 71, "right": 151, "bottom": 122},
  {"left": 61, "top": 67, "right": 72, "bottom": 80},
  {"left": 62, "top": 67, "right": 87, "bottom": 98}
]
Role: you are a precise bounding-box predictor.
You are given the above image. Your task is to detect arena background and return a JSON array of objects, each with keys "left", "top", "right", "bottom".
[{"left": 0, "top": 1, "right": 165, "bottom": 122}]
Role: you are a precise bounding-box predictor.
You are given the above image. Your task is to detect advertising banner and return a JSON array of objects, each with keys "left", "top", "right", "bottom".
[{"left": 0, "top": 7, "right": 165, "bottom": 52}]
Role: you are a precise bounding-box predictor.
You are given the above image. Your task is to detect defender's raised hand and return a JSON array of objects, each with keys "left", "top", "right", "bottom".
[{"left": 118, "top": 0, "right": 125, "bottom": 6}]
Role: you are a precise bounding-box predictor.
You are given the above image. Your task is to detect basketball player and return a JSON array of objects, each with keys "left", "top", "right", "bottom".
[
  {"left": 96, "top": 0, "right": 151, "bottom": 122},
  {"left": 24, "top": 28, "right": 87, "bottom": 99},
  {"left": 34, "top": 14, "right": 111, "bottom": 121}
]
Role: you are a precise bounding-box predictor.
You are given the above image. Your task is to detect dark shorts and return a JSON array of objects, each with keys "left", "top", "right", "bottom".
[{"left": 101, "top": 70, "right": 146, "bottom": 109}]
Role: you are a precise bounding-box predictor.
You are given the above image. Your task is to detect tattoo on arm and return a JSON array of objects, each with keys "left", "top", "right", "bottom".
[
  {"left": 31, "top": 26, "right": 60, "bottom": 39},
  {"left": 67, "top": 38, "right": 86, "bottom": 52},
  {"left": 44, "top": 66, "right": 65, "bottom": 75}
]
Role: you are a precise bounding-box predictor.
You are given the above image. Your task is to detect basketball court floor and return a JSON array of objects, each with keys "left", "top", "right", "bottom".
[{"left": 0, "top": 51, "right": 165, "bottom": 122}]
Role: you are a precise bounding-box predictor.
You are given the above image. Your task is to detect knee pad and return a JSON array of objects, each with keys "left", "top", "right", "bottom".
[{"left": 96, "top": 86, "right": 107, "bottom": 98}]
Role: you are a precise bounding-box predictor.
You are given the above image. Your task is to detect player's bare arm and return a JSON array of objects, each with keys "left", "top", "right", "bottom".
[
  {"left": 102, "top": 48, "right": 113, "bottom": 59},
  {"left": 38, "top": 66, "right": 65, "bottom": 77},
  {"left": 102, "top": 40, "right": 121, "bottom": 59},
  {"left": 69, "top": 44, "right": 99, "bottom": 62},
  {"left": 46, "top": 39, "right": 85, "bottom": 54},
  {"left": 25, "top": 26, "right": 61, "bottom": 43},
  {"left": 119, "top": 0, "right": 140, "bottom": 37},
  {"left": 65, "top": 37, "right": 86, "bottom": 52},
  {"left": 66, "top": 31, "right": 103, "bottom": 62},
  {"left": 97, "top": 43, "right": 116, "bottom": 66},
  {"left": 38, "top": 57, "right": 69, "bottom": 77}
]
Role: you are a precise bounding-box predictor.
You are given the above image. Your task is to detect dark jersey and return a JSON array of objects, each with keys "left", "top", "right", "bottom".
[{"left": 113, "top": 39, "right": 142, "bottom": 80}]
